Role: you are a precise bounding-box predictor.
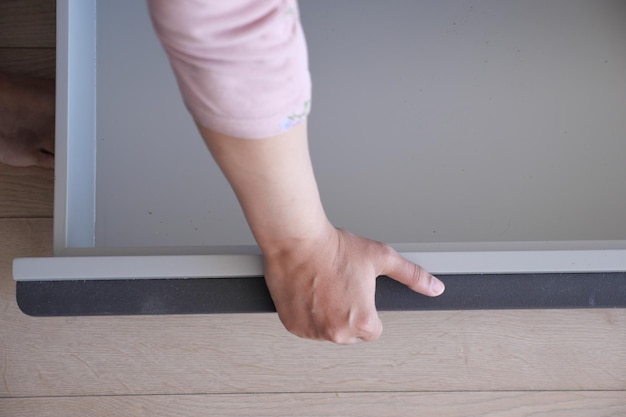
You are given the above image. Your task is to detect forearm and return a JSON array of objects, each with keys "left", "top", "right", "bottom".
[
  {"left": 198, "top": 121, "right": 332, "bottom": 255},
  {"left": 150, "top": 1, "right": 444, "bottom": 343}
]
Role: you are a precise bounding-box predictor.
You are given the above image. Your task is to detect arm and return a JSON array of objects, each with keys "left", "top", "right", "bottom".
[
  {"left": 149, "top": 0, "right": 445, "bottom": 343},
  {"left": 199, "top": 121, "right": 444, "bottom": 344}
]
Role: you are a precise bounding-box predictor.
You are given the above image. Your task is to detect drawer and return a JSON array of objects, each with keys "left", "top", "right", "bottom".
[{"left": 14, "top": 0, "right": 626, "bottom": 315}]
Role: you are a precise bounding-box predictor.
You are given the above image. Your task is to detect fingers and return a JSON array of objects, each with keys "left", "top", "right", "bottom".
[
  {"left": 313, "top": 289, "right": 383, "bottom": 344},
  {"left": 318, "top": 314, "right": 382, "bottom": 344},
  {"left": 35, "top": 148, "right": 55, "bottom": 169},
  {"left": 379, "top": 245, "right": 445, "bottom": 297},
  {"left": 354, "top": 314, "right": 383, "bottom": 343},
  {"left": 279, "top": 310, "right": 382, "bottom": 344},
  {"left": 265, "top": 230, "right": 442, "bottom": 345}
]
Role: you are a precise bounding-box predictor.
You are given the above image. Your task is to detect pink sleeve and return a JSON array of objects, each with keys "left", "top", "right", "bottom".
[{"left": 147, "top": 0, "right": 311, "bottom": 139}]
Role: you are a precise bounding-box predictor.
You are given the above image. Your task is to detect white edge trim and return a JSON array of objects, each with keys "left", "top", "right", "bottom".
[
  {"left": 55, "top": 0, "right": 98, "bottom": 255},
  {"left": 13, "top": 249, "right": 626, "bottom": 282},
  {"left": 54, "top": 0, "right": 70, "bottom": 255},
  {"left": 13, "top": 255, "right": 264, "bottom": 281}
]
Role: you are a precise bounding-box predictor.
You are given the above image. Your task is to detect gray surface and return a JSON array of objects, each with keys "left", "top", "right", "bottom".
[{"left": 94, "top": 0, "right": 626, "bottom": 250}]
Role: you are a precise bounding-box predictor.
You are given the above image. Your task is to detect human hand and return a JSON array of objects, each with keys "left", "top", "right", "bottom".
[
  {"left": 0, "top": 74, "right": 55, "bottom": 169},
  {"left": 0, "top": 126, "right": 55, "bottom": 169},
  {"left": 198, "top": 123, "right": 442, "bottom": 343},
  {"left": 263, "top": 225, "right": 445, "bottom": 344}
]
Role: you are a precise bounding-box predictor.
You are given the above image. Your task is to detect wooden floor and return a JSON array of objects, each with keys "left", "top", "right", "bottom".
[{"left": 1, "top": 2, "right": 625, "bottom": 416}]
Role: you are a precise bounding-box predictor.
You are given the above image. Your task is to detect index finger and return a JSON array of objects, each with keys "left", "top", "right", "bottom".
[{"left": 378, "top": 246, "right": 445, "bottom": 297}]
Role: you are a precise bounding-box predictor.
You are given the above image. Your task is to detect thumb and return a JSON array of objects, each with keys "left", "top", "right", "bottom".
[{"left": 379, "top": 247, "right": 445, "bottom": 297}]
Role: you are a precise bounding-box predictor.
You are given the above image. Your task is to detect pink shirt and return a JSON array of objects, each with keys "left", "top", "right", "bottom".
[{"left": 147, "top": 0, "right": 311, "bottom": 139}]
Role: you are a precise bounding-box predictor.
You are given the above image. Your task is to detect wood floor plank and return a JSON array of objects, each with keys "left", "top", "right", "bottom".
[
  {"left": 0, "top": 164, "right": 53, "bottom": 218},
  {"left": 0, "top": 0, "right": 55, "bottom": 48},
  {"left": 2, "top": 220, "right": 625, "bottom": 398},
  {"left": 0, "top": 48, "right": 55, "bottom": 78},
  {"left": 1, "top": 392, "right": 625, "bottom": 417}
]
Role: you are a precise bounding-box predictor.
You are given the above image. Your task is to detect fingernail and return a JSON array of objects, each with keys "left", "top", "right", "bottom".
[{"left": 430, "top": 276, "right": 445, "bottom": 295}]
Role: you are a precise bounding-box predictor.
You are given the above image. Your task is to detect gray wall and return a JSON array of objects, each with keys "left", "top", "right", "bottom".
[{"left": 94, "top": 0, "right": 626, "bottom": 248}]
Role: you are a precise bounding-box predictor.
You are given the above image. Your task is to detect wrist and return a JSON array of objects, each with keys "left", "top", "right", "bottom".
[{"left": 254, "top": 208, "right": 334, "bottom": 257}]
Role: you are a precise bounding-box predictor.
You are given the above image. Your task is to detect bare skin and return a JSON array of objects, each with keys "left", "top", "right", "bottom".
[
  {"left": 0, "top": 72, "right": 55, "bottom": 169},
  {"left": 200, "top": 121, "right": 445, "bottom": 344}
]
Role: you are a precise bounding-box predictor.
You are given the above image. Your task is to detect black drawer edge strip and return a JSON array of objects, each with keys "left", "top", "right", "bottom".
[{"left": 16, "top": 272, "right": 626, "bottom": 316}]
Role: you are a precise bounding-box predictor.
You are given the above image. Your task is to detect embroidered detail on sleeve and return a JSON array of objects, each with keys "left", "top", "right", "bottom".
[{"left": 281, "top": 100, "right": 311, "bottom": 131}]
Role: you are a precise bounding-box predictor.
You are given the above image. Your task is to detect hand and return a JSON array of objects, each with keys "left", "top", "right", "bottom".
[
  {"left": 199, "top": 123, "right": 444, "bottom": 344},
  {"left": 0, "top": 74, "right": 55, "bottom": 169},
  {"left": 264, "top": 225, "right": 445, "bottom": 344}
]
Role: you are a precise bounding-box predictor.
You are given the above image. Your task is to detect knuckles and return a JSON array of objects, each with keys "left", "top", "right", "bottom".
[
  {"left": 323, "top": 327, "right": 358, "bottom": 345},
  {"left": 264, "top": 229, "right": 390, "bottom": 345},
  {"left": 352, "top": 313, "right": 381, "bottom": 339},
  {"left": 281, "top": 311, "right": 381, "bottom": 344}
]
